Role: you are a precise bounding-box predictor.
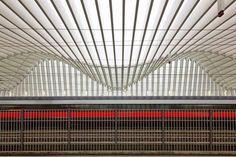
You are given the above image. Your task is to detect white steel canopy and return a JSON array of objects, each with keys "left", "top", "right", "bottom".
[{"left": 0, "top": 0, "right": 236, "bottom": 91}]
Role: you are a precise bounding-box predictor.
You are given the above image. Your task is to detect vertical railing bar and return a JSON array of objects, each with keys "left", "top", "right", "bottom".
[
  {"left": 115, "top": 106, "right": 118, "bottom": 150},
  {"left": 20, "top": 109, "right": 24, "bottom": 151},
  {"left": 209, "top": 109, "right": 213, "bottom": 152},
  {"left": 68, "top": 108, "right": 71, "bottom": 151},
  {"left": 161, "top": 109, "right": 165, "bottom": 151}
]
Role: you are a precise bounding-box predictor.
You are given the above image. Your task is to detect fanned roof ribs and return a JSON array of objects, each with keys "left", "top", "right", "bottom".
[{"left": 0, "top": 0, "right": 236, "bottom": 90}]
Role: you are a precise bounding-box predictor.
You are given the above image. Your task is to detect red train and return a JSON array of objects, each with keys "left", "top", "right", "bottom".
[{"left": 1, "top": 111, "right": 236, "bottom": 119}]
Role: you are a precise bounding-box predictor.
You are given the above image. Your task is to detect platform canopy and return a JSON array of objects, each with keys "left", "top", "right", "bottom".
[{"left": 0, "top": 0, "right": 236, "bottom": 91}]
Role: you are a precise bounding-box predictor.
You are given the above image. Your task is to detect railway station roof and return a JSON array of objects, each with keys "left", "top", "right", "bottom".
[{"left": 0, "top": 0, "right": 236, "bottom": 95}]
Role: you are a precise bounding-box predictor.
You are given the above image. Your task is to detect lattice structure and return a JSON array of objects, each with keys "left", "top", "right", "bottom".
[{"left": 0, "top": 104, "right": 236, "bottom": 155}]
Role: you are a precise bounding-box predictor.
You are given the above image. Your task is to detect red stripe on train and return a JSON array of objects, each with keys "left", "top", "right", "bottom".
[
  {"left": 0, "top": 111, "right": 236, "bottom": 119},
  {"left": 164, "top": 111, "right": 209, "bottom": 118}
]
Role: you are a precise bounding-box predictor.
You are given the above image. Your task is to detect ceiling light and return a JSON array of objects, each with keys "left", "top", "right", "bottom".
[{"left": 218, "top": 0, "right": 225, "bottom": 17}]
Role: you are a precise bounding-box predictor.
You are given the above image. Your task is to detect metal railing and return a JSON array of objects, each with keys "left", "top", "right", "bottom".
[{"left": 0, "top": 105, "right": 236, "bottom": 155}]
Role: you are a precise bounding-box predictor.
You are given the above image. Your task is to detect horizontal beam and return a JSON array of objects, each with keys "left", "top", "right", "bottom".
[{"left": 1, "top": 96, "right": 236, "bottom": 105}]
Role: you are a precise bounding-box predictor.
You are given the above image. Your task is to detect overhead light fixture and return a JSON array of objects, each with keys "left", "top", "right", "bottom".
[{"left": 217, "top": 0, "right": 225, "bottom": 17}]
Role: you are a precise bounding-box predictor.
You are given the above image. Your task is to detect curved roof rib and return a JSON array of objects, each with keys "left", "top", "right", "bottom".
[
  {"left": 0, "top": 52, "right": 49, "bottom": 90},
  {"left": 182, "top": 51, "right": 236, "bottom": 90},
  {"left": 9, "top": 57, "right": 233, "bottom": 96},
  {"left": 0, "top": 0, "right": 235, "bottom": 90}
]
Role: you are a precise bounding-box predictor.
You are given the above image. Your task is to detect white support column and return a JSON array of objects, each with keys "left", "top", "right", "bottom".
[
  {"left": 156, "top": 68, "right": 160, "bottom": 96},
  {"left": 188, "top": 60, "right": 194, "bottom": 96},
  {"left": 172, "top": 60, "right": 178, "bottom": 96},
  {"left": 167, "top": 62, "right": 172, "bottom": 96},
  {"left": 162, "top": 64, "right": 166, "bottom": 96},
  {"left": 178, "top": 59, "right": 183, "bottom": 96},
  {"left": 183, "top": 59, "right": 189, "bottom": 96},
  {"left": 46, "top": 60, "right": 52, "bottom": 96}
]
